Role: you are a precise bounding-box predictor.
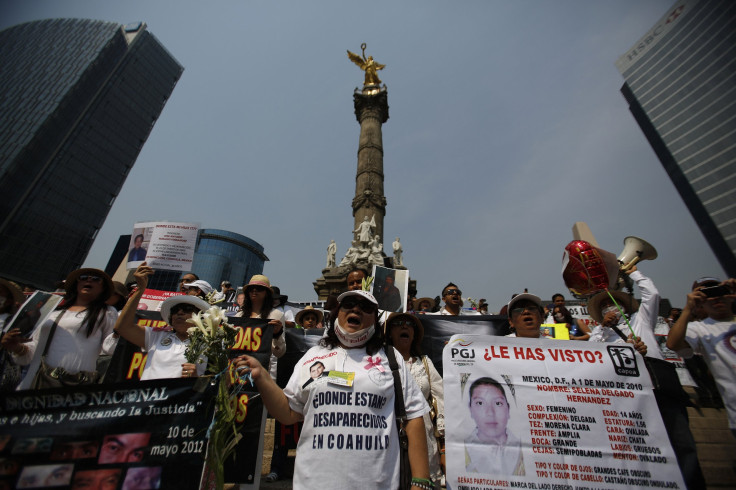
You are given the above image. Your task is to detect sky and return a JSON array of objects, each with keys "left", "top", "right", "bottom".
[{"left": 1, "top": 0, "right": 726, "bottom": 311}]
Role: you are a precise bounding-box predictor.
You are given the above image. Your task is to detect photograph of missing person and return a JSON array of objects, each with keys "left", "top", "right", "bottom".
[
  {"left": 11, "top": 438, "right": 53, "bottom": 455},
  {"left": 464, "top": 376, "right": 525, "bottom": 476},
  {"left": 371, "top": 265, "right": 409, "bottom": 313},
  {"left": 127, "top": 229, "right": 148, "bottom": 264},
  {"left": 16, "top": 464, "right": 73, "bottom": 488},
  {"left": 122, "top": 466, "right": 162, "bottom": 490},
  {"left": 50, "top": 440, "right": 100, "bottom": 461},
  {"left": 302, "top": 361, "right": 329, "bottom": 388},
  {"left": 71, "top": 468, "right": 121, "bottom": 490},
  {"left": 98, "top": 433, "right": 151, "bottom": 464}
]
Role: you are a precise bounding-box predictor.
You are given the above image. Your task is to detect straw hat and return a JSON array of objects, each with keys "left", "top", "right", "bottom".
[
  {"left": 295, "top": 305, "right": 324, "bottom": 326},
  {"left": 588, "top": 290, "right": 639, "bottom": 324},
  {"left": 64, "top": 268, "right": 114, "bottom": 301}
]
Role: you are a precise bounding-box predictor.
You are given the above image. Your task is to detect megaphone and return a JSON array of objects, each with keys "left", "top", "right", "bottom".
[{"left": 618, "top": 236, "right": 658, "bottom": 272}]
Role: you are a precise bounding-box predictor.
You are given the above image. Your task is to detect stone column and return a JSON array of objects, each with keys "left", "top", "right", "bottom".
[{"left": 352, "top": 87, "right": 389, "bottom": 248}]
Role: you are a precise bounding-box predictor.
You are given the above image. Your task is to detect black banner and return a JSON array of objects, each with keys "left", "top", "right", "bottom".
[{"left": 0, "top": 379, "right": 217, "bottom": 489}]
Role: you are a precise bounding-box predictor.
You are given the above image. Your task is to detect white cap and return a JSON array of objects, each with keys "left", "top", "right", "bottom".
[
  {"left": 507, "top": 293, "right": 542, "bottom": 315},
  {"left": 183, "top": 280, "right": 214, "bottom": 295},
  {"left": 337, "top": 289, "right": 378, "bottom": 305}
]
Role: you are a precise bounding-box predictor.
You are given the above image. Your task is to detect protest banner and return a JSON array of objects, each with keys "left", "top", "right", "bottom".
[
  {"left": 443, "top": 334, "right": 685, "bottom": 490},
  {"left": 0, "top": 379, "right": 219, "bottom": 488},
  {"left": 129, "top": 222, "right": 198, "bottom": 271},
  {"left": 137, "top": 288, "right": 184, "bottom": 312}
]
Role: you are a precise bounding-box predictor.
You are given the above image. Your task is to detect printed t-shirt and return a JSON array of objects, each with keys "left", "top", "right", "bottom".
[{"left": 283, "top": 344, "right": 428, "bottom": 489}]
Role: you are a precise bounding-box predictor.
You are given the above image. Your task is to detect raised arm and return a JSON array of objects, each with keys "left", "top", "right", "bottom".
[
  {"left": 113, "top": 263, "right": 153, "bottom": 348},
  {"left": 628, "top": 267, "right": 660, "bottom": 337},
  {"left": 666, "top": 288, "right": 704, "bottom": 354},
  {"left": 233, "top": 354, "right": 303, "bottom": 425}
]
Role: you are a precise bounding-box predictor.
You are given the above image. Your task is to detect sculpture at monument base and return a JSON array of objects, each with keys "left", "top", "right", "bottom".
[
  {"left": 392, "top": 237, "right": 403, "bottom": 267},
  {"left": 326, "top": 239, "right": 337, "bottom": 268}
]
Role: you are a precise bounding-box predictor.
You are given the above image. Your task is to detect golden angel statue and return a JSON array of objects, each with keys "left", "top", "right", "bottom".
[{"left": 347, "top": 43, "right": 385, "bottom": 86}]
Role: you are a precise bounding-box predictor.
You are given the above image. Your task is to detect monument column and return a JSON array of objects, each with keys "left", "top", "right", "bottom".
[{"left": 352, "top": 88, "right": 389, "bottom": 246}]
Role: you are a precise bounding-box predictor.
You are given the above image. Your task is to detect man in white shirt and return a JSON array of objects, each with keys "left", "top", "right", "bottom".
[
  {"left": 433, "top": 283, "right": 480, "bottom": 316},
  {"left": 667, "top": 276, "right": 736, "bottom": 437}
]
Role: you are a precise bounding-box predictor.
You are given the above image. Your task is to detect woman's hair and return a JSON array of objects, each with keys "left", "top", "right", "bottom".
[
  {"left": 554, "top": 305, "right": 574, "bottom": 325},
  {"left": 58, "top": 280, "right": 110, "bottom": 337},
  {"left": 385, "top": 317, "right": 423, "bottom": 358},
  {"left": 321, "top": 302, "right": 383, "bottom": 355},
  {"left": 241, "top": 286, "right": 274, "bottom": 318}
]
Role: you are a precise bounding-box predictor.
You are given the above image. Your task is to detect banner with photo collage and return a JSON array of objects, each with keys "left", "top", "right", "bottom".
[
  {"left": 0, "top": 379, "right": 216, "bottom": 489},
  {"left": 443, "top": 334, "right": 685, "bottom": 490}
]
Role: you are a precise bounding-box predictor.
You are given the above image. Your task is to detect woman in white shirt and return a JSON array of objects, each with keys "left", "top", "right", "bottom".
[
  {"left": 113, "top": 263, "right": 209, "bottom": 380},
  {"left": 3, "top": 268, "right": 118, "bottom": 383}
]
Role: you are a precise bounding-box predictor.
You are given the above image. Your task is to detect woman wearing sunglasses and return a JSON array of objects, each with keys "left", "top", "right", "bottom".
[
  {"left": 113, "top": 263, "right": 209, "bottom": 380},
  {"left": 3, "top": 268, "right": 118, "bottom": 385},
  {"left": 386, "top": 312, "right": 445, "bottom": 487},
  {"left": 233, "top": 290, "right": 431, "bottom": 490},
  {"left": 234, "top": 275, "right": 285, "bottom": 361}
]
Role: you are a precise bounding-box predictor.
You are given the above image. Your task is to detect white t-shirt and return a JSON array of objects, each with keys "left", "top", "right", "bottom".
[
  {"left": 465, "top": 428, "right": 525, "bottom": 475},
  {"left": 678, "top": 318, "right": 736, "bottom": 429},
  {"left": 140, "top": 329, "right": 207, "bottom": 381},
  {"left": 15, "top": 306, "right": 118, "bottom": 373},
  {"left": 283, "top": 344, "right": 429, "bottom": 489}
]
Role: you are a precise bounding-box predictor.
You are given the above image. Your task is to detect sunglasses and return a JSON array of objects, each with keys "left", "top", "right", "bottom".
[
  {"left": 444, "top": 288, "right": 461, "bottom": 297},
  {"left": 511, "top": 305, "right": 540, "bottom": 316},
  {"left": 340, "top": 297, "right": 377, "bottom": 314},
  {"left": 389, "top": 319, "right": 414, "bottom": 328},
  {"left": 248, "top": 286, "right": 268, "bottom": 293},
  {"left": 171, "top": 304, "right": 200, "bottom": 315},
  {"left": 78, "top": 275, "right": 102, "bottom": 283}
]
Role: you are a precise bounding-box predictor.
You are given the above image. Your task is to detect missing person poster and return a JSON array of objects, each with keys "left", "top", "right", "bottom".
[
  {"left": 128, "top": 222, "right": 198, "bottom": 271},
  {"left": 443, "top": 334, "right": 685, "bottom": 490}
]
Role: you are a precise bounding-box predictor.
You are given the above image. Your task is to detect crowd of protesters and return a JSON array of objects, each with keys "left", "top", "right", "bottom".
[{"left": 1, "top": 262, "right": 735, "bottom": 490}]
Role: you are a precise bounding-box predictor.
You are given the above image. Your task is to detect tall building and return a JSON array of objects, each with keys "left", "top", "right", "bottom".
[
  {"left": 617, "top": 0, "right": 736, "bottom": 276},
  {"left": 0, "top": 19, "right": 183, "bottom": 289},
  {"left": 141, "top": 229, "right": 268, "bottom": 292}
]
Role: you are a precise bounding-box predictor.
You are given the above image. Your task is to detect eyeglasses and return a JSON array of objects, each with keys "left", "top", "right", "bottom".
[
  {"left": 340, "top": 297, "right": 377, "bottom": 314},
  {"left": 248, "top": 286, "right": 267, "bottom": 293},
  {"left": 444, "top": 288, "right": 462, "bottom": 297},
  {"left": 511, "top": 305, "right": 540, "bottom": 316},
  {"left": 78, "top": 275, "right": 102, "bottom": 283}
]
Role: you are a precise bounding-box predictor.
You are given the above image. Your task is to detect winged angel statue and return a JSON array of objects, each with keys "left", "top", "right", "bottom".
[{"left": 347, "top": 43, "right": 385, "bottom": 86}]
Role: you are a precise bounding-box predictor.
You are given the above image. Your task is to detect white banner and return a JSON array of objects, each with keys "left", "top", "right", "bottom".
[
  {"left": 129, "top": 221, "right": 198, "bottom": 271},
  {"left": 443, "top": 335, "right": 684, "bottom": 490}
]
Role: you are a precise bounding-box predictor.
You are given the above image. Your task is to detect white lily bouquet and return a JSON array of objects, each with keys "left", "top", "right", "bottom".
[{"left": 184, "top": 306, "right": 240, "bottom": 490}]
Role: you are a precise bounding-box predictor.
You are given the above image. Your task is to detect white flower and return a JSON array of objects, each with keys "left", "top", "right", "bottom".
[
  {"left": 209, "top": 306, "right": 228, "bottom": 325},
  {"left": 187, "top": 313, "right": 207, "bottom": 335},
  {"left": 203, "top": 312, "right": 215, "bottom": 337}
]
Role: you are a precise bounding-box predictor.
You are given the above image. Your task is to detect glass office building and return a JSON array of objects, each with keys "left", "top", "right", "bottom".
[
  {"left": 617, "top": 0, "right": 736, "bottom": 276},
  {"left": 0, "top": 19, "right": 183, "bottom": 289},
  {"left": 146, "top": 229, "right": 268, "bottom": 292}
]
